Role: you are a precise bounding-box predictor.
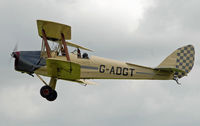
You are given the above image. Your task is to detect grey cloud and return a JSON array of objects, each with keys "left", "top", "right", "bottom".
[{"left": 135, "top": 0, "right": 200, "bottom": 40}]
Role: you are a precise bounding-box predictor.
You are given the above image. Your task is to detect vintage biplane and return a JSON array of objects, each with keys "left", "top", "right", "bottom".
[{"left": 11, "top": 20, "right": 195, "bottom": 101}]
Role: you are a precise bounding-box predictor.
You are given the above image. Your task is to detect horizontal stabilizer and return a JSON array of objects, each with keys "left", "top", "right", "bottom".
[{"left": 154, "top": 67, "right": 186, "bottom": 75}]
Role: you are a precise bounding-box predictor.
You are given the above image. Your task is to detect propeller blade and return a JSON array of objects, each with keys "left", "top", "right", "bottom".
[
  {"left": 13, "top": 43, "right": 18, "bottom": 52},
  {"left": 9, "top": 43, "right": 18, "bottom": 63}
]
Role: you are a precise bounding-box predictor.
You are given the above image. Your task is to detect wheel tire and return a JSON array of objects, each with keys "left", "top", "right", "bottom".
[
  {"left": 46, "top": 90, "right": 57, "bottom": 101},
  {"left": 40, "top": 85, "right": 52, "bottom": 98}
]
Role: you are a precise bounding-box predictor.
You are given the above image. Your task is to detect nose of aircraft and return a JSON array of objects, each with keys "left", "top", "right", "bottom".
[
  {"left": 11, "top": 51, "right": 20, "bottom": 59},
  {"left": 11, "top": 51, "right": 20, "bottom": 69},
  {"left": 11, "top": 51, "right": 46, "bottom": 74}
]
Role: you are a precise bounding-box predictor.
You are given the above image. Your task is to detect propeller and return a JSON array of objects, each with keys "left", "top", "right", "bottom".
[
  {"left": 13, "top": 43, "right": 18, "bottom": 52},
  {"left": 10, "top": 43, "right": 18, "bottom": 62}
]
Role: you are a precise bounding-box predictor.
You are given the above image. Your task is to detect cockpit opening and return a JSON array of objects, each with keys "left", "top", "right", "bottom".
[{"left": 82, "top": 53, "right": 89, "bottom": 59}]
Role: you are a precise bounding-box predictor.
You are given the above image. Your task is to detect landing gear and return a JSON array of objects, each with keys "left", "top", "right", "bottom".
[
  {"left": 173, "top": 76, "right": 181, "bottom": 85},
  {"left": 40, "top": 85, "right": 57, "bottom": 101},
  {"left": 36, "top": 74, "right": 58, "bottom": 101}
]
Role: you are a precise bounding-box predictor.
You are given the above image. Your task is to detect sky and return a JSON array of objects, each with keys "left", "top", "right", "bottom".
[{"left": 1, "top": 0, "right": 200, "bottom": 125}]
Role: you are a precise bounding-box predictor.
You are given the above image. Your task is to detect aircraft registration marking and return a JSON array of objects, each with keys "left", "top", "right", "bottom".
[{"left": 99, "top": 65, "right": 135, "bottom": 76}]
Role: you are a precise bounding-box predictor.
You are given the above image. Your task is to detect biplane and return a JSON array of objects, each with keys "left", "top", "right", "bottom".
[{"left": 11, "top": 20, "right": 195, "bottom": 101}]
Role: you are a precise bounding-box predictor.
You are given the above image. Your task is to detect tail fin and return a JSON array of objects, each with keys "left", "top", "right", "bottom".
[{"left": 156, "top": 45, "right": 195, "bottom": 78}]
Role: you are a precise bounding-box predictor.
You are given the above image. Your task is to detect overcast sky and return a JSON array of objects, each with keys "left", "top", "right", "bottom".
[{"left": 1, "top": 0, "right": 200, "bottom": 126}]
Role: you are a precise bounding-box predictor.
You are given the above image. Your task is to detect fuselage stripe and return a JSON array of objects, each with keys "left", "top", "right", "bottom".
[
  {"left": 136, "top": 72, "right": 155, "bottom": 75},
  {"left": 136, "top": 72, "right": 169, "bottom": 76},
  {"left": 81, "top": 65, "right": 98, "bottom": 70}
]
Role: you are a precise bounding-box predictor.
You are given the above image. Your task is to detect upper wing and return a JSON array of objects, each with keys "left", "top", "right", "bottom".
[
  {"left": 37, "top": 20, "right": 93, "bottom": 52},
  {"left": 60, "top": 41, "right": 94, "bottom": 52},
  {"left": 37, "top": 20, "right": 71, "bottom": 41}
]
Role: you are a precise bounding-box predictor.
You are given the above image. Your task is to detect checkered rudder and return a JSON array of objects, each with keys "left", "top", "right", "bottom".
[{"left": 174, "top": 45, "right": 195, "bottom": 78}]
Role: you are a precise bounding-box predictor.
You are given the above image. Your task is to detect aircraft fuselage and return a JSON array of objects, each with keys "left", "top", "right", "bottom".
[{"left": 34, "top": 52, "right": 174, "bottom": 80}]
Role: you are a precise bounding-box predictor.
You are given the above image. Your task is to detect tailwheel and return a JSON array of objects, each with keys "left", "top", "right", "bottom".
[{"left": 40, "top": 85, "right": 57, "bottom": 101}]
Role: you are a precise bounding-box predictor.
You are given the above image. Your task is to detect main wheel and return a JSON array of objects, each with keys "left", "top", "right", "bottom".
[
  {"left": 40, "top": 85, "right": 52, "bottom": 98},
  {"left": 40, "top": 85, "right": 58, "bottom": 101},
  {"left": 46, "top": 90, "right": 57, "bottom": 101}
]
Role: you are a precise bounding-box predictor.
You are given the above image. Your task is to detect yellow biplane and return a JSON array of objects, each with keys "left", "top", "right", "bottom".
[{"left": 11, "top": 20, "right": 195, "bottom": 101}]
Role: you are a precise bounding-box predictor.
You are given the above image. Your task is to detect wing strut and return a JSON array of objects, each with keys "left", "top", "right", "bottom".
[
  {"left": 42, "top": 29, "right": 51, "bottom": 58},
  {"left": 61, "top": 33, "right": 70, "bottom": 61}
]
